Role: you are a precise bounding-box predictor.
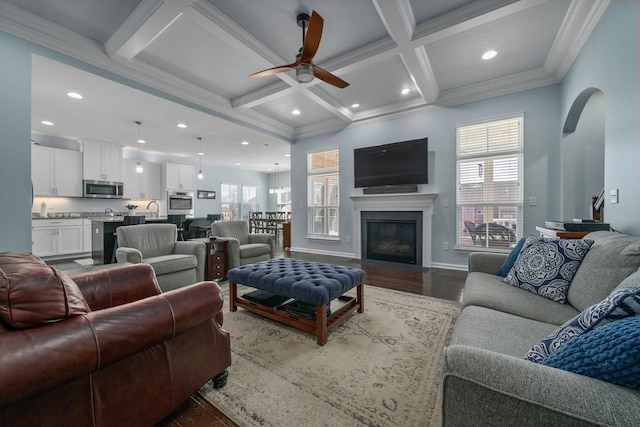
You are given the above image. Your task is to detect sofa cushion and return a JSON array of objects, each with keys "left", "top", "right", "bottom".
[
  {"left": 144, "top": 254, "right": 197, "bottom": 276},
  {"left": 0, "top": 251, "right": 90, "bottom": 329},
  {"left": 462, "top": 272, "right": 580, "bottom": 325},
  {"left": 567, "top": 231, "right": 640, "bottom": 311},
  {"left": 452, "top": 306, "right": 558, "bottom": 358},
  {"left": 524, "top": 272, "right": 640, "bottom": 362},
  {"left": 496, "top": 237, "right": 526, "bottom": 277},
  {"left": 504, "top": 236, "right": 593, "bottom": 304},
  {"left": 539, "top": 315, "right": 640, "bottom": 389},
  {"left": 239, "top": 243, "right": 272, "bottom": 259}
]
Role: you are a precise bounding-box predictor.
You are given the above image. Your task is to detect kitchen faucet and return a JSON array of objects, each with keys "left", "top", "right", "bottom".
[{"left": 146, "top": 200, "right": 160, "bottom": 218}]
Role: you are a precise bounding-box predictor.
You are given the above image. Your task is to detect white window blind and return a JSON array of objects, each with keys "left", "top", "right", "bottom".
[
  {"left": 308, "top": 149, "right": 340, "bottom": 237},
  {"left": 456, "top": 117, "right": 523, "bottom": 250}
]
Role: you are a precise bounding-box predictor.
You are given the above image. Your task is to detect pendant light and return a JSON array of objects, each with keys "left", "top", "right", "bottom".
[
  {"left": 134, "top": 121, "right": 144, "bottom": 173},
  {"left": 197, "top": 137, "right": 204, "bottom": 180},
  {"left": 269, "top": 162, "right": 283, "bottom": 194}
]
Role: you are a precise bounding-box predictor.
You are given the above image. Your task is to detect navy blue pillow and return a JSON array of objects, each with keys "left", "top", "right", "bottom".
[
  {"left": 497, "top": 237, "right": 526, "bottom": 277},
  {"left": 539, "top": 315, "right": 640, "bottom": 389}
]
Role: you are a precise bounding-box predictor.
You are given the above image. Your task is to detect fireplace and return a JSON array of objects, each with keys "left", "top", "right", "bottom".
[
  {"left": 350, "top": 193, "right": 436, "bottom": 267},
  {"left": 362, "top": 211, "right": 422, "bottom": 265}
]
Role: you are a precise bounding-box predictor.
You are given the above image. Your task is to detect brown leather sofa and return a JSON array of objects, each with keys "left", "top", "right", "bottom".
[{"left": 0, "top": 252, "right": 231, "bottom": 426}]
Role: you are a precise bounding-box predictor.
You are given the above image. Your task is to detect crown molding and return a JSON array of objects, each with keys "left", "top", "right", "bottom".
[{"left": 544, "top": 0, "right": 610, "bottom": 79}]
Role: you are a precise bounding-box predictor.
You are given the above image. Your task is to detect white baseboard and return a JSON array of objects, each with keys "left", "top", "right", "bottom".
[
  {"left": 288, "top": 247, "right": 356, "bottom": 259},
  {"left": 287, "top": 247, "right": 468, "bottom": 271},
  {"left": 430, "top": 262, "right": 468, "bottom": 271}
]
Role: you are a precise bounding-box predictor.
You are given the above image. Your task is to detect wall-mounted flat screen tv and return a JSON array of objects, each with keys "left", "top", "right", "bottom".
[{"left": 354, "top": 138, "right": 428, "bottom": 188}]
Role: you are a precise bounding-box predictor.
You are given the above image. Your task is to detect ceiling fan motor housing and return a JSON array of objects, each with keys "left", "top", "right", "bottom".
[{"left": 297, "top": 13, "right": 310, "bottom": 28}]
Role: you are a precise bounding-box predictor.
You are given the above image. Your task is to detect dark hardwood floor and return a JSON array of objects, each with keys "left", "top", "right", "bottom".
[{"left": 156, "top": 248, "right": 467, "bottom": 427}]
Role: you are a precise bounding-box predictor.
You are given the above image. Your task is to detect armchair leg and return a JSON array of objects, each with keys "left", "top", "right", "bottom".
[{"left": 212, "top": 369, "right": 228, "bottom": 388}]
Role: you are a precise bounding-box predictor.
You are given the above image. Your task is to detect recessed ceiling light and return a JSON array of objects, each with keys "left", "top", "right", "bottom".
[
  {"left": 137, "top": 139, "right": 146, "bottom": 144},
  {"left": 401, "top": 88, "right": 410, "bottom": 95},
  {"left": 198, "top": 152, "right": 204, "bottom": 156},
  {"left": 67, "top": 92, "right": 83, "bottom": 99},
  {"left": 235, "top": 162, "right": 241, "bottom": 166},
  {"left": 177, "top": 123, "right": 187, "bottom": 128},
  {"left": 285, "top": 154, "right": 291, "bottom": 157},
  {"left": 351, "top": 103, "right": 360, "bottom": 108},
  {"left": 291, "top": 109, "right": 301, "bottom": 115},
  {"left": 241, "top": 141, "right": 249, "bottom": 145},
  {"left": 482, "top": 50, "right": 497, "bottom": 60},
  {"left": 41, "top": 120, "right": 54, "bottom": 126}
]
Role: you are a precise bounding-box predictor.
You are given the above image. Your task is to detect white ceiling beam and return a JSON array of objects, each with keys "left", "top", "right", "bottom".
[
  {"left": 372, "top": 0, "right": 415, "bottom": 44},
  {"left": 105, "top": 0, "right": 195, "bottom": 60},
  {"left": 400, "top": 47, "right": 439, "bottom": 103},
  {"left": 232, "top": 81, "right": 295, "bottom": 110},
  {"left": 412, "top": 0, "right": 546, "bottom": 45}
]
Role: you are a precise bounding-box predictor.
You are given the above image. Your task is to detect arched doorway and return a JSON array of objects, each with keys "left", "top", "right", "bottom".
[{"left": 561, "top": 88, "right": 605, "bottom": 220}]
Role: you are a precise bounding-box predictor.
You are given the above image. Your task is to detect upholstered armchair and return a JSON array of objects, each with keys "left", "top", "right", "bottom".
[
  {"left": 0, "top": 252, "right": 231, "bottom": 426},
  {"left": 115, "top": 223, "right": 206, "bottom": 292},
  {"left": 210, "top": 220, "right": 275, "bottom": 269}
]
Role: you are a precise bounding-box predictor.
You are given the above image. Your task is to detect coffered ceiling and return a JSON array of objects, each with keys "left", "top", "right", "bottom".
[{"left": 0, "top": 0, "right": 608, "bottom": 172}]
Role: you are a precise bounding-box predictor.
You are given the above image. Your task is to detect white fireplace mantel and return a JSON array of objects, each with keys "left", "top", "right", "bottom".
[{"left": 350, "top": 193, "right": 437, "bottom": 267}]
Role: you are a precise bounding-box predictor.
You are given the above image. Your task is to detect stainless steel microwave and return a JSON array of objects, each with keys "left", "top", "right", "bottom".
[
  {"left": 167, "top": 190, "right": 194, "bottom": 216},
  {"left": 83, "top": 180, "right": 124, "bottom": 199}
]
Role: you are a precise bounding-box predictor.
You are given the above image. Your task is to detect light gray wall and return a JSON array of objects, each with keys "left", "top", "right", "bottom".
[
  {"left": 291, "top": 85, "right": 561, "bottom": 268},
  {"left": 0, "top": 32, "right": 32, "bottom": 252},
  {"left": 559, "top": 1, "right": 638, "bottom": 235}
]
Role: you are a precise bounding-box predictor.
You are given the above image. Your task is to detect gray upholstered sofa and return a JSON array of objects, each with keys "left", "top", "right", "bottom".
[
  {"left": 115, "top": 223, "right": 206, "bottom": 292},
  {"left": 441, "top": 231, "right": 640, "bottom": 426},
  {"left": 210, "top": 220, "right": 275, "bottom": 269}
]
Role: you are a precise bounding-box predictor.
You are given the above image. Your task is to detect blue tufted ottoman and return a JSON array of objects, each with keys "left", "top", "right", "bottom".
[{"left": 227, "top": 258, "right": 366, "bottom": 345}]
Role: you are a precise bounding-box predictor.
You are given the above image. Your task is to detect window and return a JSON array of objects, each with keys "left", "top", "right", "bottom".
[
  {"left": 277, "top": 188, "right": 291, "bottom": 212},
  {"left": 241, "top": 185, "right": 258, "bottom": 219},
  {"left": 308, "top": 149, "right": 339, "bottom": 238},
  {"left": 456, "top": 116, "right": 523, "bottom": 250},
  {"left": 221, "top": 183, "right": 239, "bottom": 220}
]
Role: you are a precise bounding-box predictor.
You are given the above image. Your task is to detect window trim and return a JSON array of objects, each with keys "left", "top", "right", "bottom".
[
  {"left": 307, "top": 148, "right": 340, "bottom": 239},
  {"left": 456, "top": 115, "right": 524, "bottom": 251}
]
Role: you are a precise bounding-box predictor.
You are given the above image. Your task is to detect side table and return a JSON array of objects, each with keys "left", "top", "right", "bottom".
[{"left": 189, "top": 237, "right": 230, "bottom": 281}]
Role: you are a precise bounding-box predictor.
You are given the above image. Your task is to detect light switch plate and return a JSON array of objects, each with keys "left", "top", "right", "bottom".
[
  {"left": 529, "top": 196, "right": 537, "bottom": 206},
  {"left": 609, "top": 189, "right": 619, "bottom": 204}
]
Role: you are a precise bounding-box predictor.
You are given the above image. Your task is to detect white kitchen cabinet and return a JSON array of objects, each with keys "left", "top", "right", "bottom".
[
  {"left": 123, "top": 159, "right": 161, "bottom": 199},
  {"left": 165, "top": 162, "right": 194, "bottom": 190},
  {"left": 32, "top": 145, "right": 83, "bottom": 197},
  {"left": 32, "top": 219, "right": 84, "bottom": 257},
  {"left": 83, "top": 219, "right": 92, "bottom": 253},
  {"left": 82, "top": 140, "right": 123, "bottom": 182}
]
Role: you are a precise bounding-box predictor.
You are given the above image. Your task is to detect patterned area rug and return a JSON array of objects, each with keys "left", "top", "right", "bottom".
[{"left": 199, "top": 284, "right": 460, "bottom": 427}]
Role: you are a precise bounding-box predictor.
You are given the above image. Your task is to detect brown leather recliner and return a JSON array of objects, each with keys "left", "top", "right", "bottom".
[{"left": 0, "top": 252, "right": 231, "bottom": 426}]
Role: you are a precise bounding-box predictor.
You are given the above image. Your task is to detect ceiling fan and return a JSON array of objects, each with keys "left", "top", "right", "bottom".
[{"left": 249, "top": 11, "right": 349, "bottom": 88}]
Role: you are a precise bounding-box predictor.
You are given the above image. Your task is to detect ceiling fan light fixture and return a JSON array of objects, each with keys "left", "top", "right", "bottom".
[
  {"left": 197, "top": 137, "right": 204, "bottom": 180},
  {"left": 296, "top": 63, "right": 314, "bottom": 83}
]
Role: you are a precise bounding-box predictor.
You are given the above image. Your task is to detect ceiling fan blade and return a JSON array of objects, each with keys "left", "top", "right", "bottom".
[
  {"left": 312, "top": 65, "right": 349, "bottom": 88},
  {"left": 249, "top": 61, "right": 298, "bottom": 78},
  {"left": 300, "top": 11, "right": 323, "bottom": 63}
]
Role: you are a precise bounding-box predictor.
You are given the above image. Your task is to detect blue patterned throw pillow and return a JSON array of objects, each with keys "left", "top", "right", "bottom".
[
  {"left": 497, "top": 237, "right": 527, "bottom": 277},
  {"left": 503, "top": 236, "right": 594, "bottom": 303},
  {"left": 524, "top": 285, "right": 640, "bottom": 362},
  {"left": 539, "top": 315, "right": 640, "bottom": 389}
]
